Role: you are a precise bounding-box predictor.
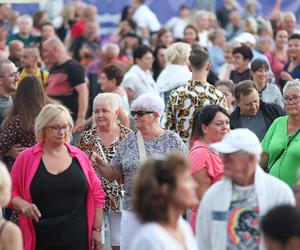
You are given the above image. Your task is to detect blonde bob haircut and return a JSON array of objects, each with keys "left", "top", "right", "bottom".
[
  {"left": 0, "top": 162, "right": 11, "bottom": 207},
  {"left": 164, "top": 42, "right": 191, "bottom": 65},
  {"left": 35, "top": 103, "right": 74, "bottom": 144}
]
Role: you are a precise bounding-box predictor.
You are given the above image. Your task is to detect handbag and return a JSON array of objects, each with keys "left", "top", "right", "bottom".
[{"left": 267, "top": 129, "right": 300, "bottom": 173}]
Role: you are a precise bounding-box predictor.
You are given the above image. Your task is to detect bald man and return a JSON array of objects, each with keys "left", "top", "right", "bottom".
[
  {"left": 8, "top": 40, "right": 24, "bottom": 69},
  {"left": 19, "top": 47, "right": 48, "bottom": 87},
  {"left": 43, "top": 37, "right": 88, "bottom": 137}
]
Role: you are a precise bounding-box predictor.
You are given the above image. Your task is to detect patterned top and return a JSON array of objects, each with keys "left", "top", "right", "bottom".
[
  {"left": 165, "top": 80, "right": 227, "bottom": 143},
  {"left": 0, "top": 115, "right": 36, "bottom": 171},
  {"left": 77, "top": 125, "right": 131, "bottom": 212},
  {"left": 112, "top": 130, "right": 188, "bottom": 211}
]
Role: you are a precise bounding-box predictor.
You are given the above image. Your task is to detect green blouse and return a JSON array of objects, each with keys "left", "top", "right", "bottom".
[{"left": 262, "top": 115, "right": 300, "bottom": 187}]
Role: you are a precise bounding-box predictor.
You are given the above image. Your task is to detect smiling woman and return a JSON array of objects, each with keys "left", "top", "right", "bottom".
[
  {"left": 261, "top": 79, "right": 300, "bottom": 187},
  {"left": 91, "top": 93, "right": 187, "bottom": 250}
]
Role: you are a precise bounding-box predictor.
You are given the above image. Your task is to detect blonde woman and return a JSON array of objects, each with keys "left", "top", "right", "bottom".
[
  {"left": 156, "top": 42, "right": 191, "bottom": 104},
  {"left": 10, "top": 103, "right": 105, "bottom": 250},
  {"left": 0, "top": 162, "right": 23, "bottom": 250}
]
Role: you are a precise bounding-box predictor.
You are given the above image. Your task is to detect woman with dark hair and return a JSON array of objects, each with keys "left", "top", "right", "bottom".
[
  {"left": 156, "top": 27, "right": 174, "bottom": 48},
  {"left": 250, "top": 58, "right": 283, "bottom": 108},
  {"left": 189, "top": 105, "right": 230, "bottom": 231},
  {"left": 279, "top": 33, "right": 300, "bottom": 89},
  {"left": 121, "top": 45, "right": 158, "bottom": 102},
  {"left": 130, "top": 153, "right": 198, "bottom": 250},
  {"left": 152, "top": 45, "right": 167, "bottom": 81},
  {"left": 101, "top": 64, "right": 129, "bottom": 112},
  {"left": 0, "top": 76, "right": 53, "bottom": 171},
  {"left": 183, "top": 25, "right": 199, "bottom": 45}
]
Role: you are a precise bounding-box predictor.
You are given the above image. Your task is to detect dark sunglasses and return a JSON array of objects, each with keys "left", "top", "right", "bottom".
[{"left": 130, "top": 111, "right": 155, "bottom": 117}]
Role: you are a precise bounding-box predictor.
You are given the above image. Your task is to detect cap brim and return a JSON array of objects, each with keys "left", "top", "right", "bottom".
[{"left": 209, "top": 141, "right": 239, "bottom": 154}]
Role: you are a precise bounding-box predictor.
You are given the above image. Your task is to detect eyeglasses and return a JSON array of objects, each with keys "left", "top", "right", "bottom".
[
  {"left": 130, "top": 111, "right": 155, "bottom": 117},
  {"left": 282, "top": 96, "right": 300, "bottom": 104},
  {"left": 0, "top": 72, "right": 19, "bottom": 78},
  {"left": 47, "top": 125, "right": 70, "bottom": 133}
]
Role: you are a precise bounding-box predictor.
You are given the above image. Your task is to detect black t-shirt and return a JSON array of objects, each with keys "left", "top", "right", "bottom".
[
  {"left": 30, "top": 158, "right": 88, "bottom": 250},
  {"left": 46, "top": 59, "right": 85, "bottom": 120}
]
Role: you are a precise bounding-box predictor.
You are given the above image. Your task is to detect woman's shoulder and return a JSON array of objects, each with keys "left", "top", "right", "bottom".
[{"left": 0, "top": 220, "right": 22, "bottom": 249}]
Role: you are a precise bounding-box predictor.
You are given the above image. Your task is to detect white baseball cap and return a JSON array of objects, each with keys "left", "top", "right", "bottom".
[
  {"left": 209, "top": 128, "right": 262, "bottom": 155},
  {"left": 235, "top": 32, "right": 256, "bottom": 46}
]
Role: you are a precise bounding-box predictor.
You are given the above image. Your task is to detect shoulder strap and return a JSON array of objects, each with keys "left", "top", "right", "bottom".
[
  {"left": 137, "top": 130, "right": 147, "bottom": 163},
  {"left": 267, "top": 129, "right": 300, "bottom": 173}
]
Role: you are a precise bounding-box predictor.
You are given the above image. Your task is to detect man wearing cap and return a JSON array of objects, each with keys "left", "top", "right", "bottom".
[{"left": 196, "top": 128, "right": 295, "bottom": 250}]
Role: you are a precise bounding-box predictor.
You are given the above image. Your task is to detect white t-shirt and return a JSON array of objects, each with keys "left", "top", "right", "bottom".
[
  {"left": 132, "top": 4, "right": 161, "bottom": 32},
  {"left": 130, "top": 218, "right": 198, "bottom": 250}
]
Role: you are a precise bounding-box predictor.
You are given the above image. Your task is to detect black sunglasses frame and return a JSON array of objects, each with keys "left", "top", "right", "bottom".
[{"left": 130, "top": 111, "right": 155, "bottom": 117}]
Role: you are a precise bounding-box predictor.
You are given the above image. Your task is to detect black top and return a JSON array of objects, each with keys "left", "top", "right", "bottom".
[
  {"left": 30, "top": 158, "right": 88, "bottom": 250},
  {"left": 47, "top": 59, "right": 85, "bottom": 120},
  {"left": 229, "top": 68, "right": 251, "bottom": 84}
]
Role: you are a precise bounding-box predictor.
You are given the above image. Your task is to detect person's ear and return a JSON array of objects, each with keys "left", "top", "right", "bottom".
[
  {"left": 188, "top": 65, "right": 192, "bottom": 72},
  {"left": 206, "top": 63, "right": 211, "bottom": 72},
  {"left": 286, "top": 236, "right": 300, "bottom": 250},
  {"left": 201, "top": 124, "right": 208, "bottom": 134}
]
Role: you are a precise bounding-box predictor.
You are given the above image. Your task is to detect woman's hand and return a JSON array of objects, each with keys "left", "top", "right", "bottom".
[
  {"left": 92, "top": 230, "right": 102, "bottom": 250},
  {"left": 21, "top": 202, "right": 41, "bottom": 222},
  {"left": 91, "top": 153, "right": 105, "bottom": 170}
]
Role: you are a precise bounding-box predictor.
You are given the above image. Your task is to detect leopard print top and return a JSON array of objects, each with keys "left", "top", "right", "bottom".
[{"left": 77, "top": 125, "right": 131, "bottom": 212}]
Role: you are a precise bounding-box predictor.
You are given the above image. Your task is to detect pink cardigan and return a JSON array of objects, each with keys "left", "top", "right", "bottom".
[{"left": 10, "top": 143, "right": 106, "bottom": 250}]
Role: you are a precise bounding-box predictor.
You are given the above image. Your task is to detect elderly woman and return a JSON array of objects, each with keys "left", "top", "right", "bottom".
[
  {"left": 92, "top": 93, "right": 187, "bottom": 250},
  {"left": 261, "top": 79, "right": 300, "bottom": 187},
  {"left": 9, "top": 103, "right": 105, "bottom": 250},
  {"left": 250, "top": 59, "right": 283, "bottom": 108},
  {"left": 156, "top": 42, "right": 191, "bottom": 105},
  {"left": 189, "top": 105, "right": 230, "bottom": 231},
  {"left": 0, "top": 162, "right": 23, "bottom": 250},
  {"left": 77, "top": 93, "right": 131, "bottom": 250},
  {"left": 130, "top": 153, "right": 198, "bottom": 250}
]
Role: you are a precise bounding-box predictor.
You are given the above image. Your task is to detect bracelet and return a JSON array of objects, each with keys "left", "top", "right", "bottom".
[{"left": 92, "top": 227, "right": 101, "bottom": 232}]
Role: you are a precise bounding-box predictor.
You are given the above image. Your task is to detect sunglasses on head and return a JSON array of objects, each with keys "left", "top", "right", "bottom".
[{"left": 130, "top": 111, "right": 155, "bottom": 117}]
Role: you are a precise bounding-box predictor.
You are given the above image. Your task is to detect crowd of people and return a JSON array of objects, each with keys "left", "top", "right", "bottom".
[{"left": 1, "top": 0, "right": 300, "bottom": 249}]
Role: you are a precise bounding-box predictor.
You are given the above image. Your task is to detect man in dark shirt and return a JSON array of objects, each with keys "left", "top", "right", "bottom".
[
  {"left": 230, "top": 80, "right": 285, "bottom": 141},
  {"left": 43, "top": 37, "right": 88, "bottom": 134}
]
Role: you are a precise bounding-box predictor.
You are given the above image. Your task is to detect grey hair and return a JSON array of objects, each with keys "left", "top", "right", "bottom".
[
  {"left": 0, "top": 59, "right": 14, "bottom": 76},
  {"left": 93, "top": 92, "right": 120, "bottom": 112},
  {"left": 17, "top": 14, "right": 33, "bottom": 26},
  {"left": 283, "top": 79, "right": 300, "bottom": 94},
  {"left": 131, "top": 94, "right": 165, "bottom": 116},
  {"left": 101, "top": 43, "right": 120, "bottom": 55},
  {"left": 165, "top": 42, "right": 191, "bottom": 65}
]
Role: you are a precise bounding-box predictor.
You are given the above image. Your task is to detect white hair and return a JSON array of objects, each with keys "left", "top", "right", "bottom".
[
  {"left": 165, "top": 42, "right": 191, "bottom": 65},
  {"left": 283, "top": 79, "right": 300, "bottom": 94},
  {"left": 101, "top": 43, "right": 120, "bottom": 55},
  {"left": 131, "top": 94, "right": 165, "bottom": 116},
  {"left": 17, "top": 14, "right": 33, "bottom": 26},
  {"left": 0, "top": 162, "right": 11, "bottom": 207},
  {"left": 93, "top": 92, "right": 120, "bottom": 111}
]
